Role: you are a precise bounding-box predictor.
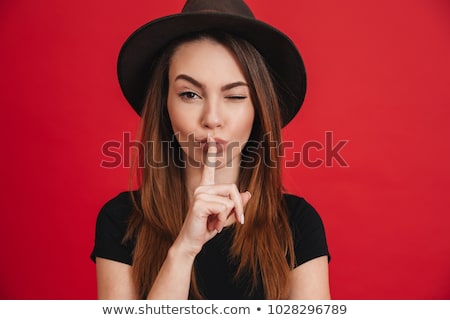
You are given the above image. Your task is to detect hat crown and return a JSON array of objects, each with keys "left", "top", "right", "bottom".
[{"left": 182, "top": 0, "right": 255, "bottom": 18}]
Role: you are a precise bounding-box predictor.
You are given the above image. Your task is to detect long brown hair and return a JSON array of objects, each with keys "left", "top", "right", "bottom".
[{"left": 125, "top": 32, "right": 295, "bottom": 299}]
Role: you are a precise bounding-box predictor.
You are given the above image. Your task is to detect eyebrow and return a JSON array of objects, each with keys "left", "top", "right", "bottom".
[{"left": 175, "top": 74, "right": 248, "bottom": 91}]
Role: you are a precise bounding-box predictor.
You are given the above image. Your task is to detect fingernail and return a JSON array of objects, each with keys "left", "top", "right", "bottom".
[
  {"left": 217, "top": 227, "right": 223, "bottom": 233},
  {"left": 246, "top": 191, "right": 252, "bottom": 198},
  {"left": 241, "top": 214, "right": 245, "bottom": 224}
]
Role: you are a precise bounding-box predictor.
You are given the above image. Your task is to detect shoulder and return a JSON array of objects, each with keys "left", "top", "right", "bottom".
[
  {"left": 94, "top": 191, "right": 137, "bottom": 236},
  {"left": 91, "top": 191, "right": 137, "bottom": 265},
  {"left": 283, "top": 193, "right": 323, "bottom": 228},
  {"left": 96, "top": 191, "right": 136, "bottom": 224},
  {"left": 283, "top": 193, "right": 315, "bottom": 213},
  {"left": 282, "top": 193, "right": 330, "bottom": 266}
]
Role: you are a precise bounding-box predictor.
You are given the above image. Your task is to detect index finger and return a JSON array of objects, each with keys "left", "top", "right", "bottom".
[{"left": 201, "top": 140, "right": 217, "bottom": 186}]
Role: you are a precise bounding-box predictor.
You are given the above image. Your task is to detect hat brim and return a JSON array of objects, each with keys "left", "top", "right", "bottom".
[{"left": 117, "top": 12, "right": 306, "bottom": 127}]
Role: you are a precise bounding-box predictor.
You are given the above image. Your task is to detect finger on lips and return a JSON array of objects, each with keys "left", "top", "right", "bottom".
[
  {"left": 200, "top": 136, "right": 217, "bottom": 186},
  {"left": 199, "top": 137, "right": 246, "bottom": 225}
]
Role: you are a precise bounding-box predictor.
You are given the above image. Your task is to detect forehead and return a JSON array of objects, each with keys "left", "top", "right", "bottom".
[{"left": 168, "top": 38, "right": 246, "bottom": 83}]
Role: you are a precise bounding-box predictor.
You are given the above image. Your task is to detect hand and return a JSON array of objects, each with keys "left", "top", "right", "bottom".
[{"left": 173, "top": 141, "right": 251, "bottom": 257}]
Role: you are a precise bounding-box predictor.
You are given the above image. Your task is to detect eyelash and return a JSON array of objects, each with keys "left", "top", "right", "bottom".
[
  {"left": 178, "top": 92, "right": 247, "bottom": 100},
  {"left": 179, "top": 91, "right": 200, "bottom": 100}
]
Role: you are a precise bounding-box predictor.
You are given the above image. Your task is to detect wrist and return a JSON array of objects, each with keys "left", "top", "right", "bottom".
[{"left": 169, "top": 240, "right": 198, "bottom": 262}]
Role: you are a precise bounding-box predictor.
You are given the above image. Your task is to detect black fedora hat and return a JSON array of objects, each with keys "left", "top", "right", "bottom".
[{"left": 117, "top": 0, "right": 307, "bottom": 127}]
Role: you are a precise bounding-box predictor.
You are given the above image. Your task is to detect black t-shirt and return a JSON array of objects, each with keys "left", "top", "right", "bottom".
[{"left": 91, "top": 191, "right": 330, "bottom": 299}]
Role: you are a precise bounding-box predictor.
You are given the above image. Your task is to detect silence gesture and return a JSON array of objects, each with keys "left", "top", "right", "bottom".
[{"left": 174, "top": 140, "right": 251, "bottom": 257}]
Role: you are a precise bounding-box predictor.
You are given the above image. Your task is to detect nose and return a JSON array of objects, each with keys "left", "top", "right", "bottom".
[{"left": 200, "top": 99, "right": 223, "bottom": 129}]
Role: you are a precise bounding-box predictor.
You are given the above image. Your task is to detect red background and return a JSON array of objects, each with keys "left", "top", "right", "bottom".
[{"left": 1, "top": 0, "right": 449, "bottom": 299}]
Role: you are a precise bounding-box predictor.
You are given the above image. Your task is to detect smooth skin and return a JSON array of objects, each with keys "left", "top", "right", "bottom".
[{"left": 96, "top": 39, "right": 330, "bottom": 300}]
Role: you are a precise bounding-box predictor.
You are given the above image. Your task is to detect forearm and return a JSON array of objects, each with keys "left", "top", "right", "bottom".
[{"left": 146, "top": 242, "right": 196, "bottom": 299}]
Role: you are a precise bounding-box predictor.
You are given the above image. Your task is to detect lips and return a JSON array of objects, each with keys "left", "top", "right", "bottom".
[{"left": 198, "top": 138, "right": 228, "bottom": 155}]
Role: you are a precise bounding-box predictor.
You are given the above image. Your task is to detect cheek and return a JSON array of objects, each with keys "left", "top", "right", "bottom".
[
  {"left": 171, "top": 117, "right": 197, "bottom": 137},
  {"left": 167, "top": 109, "right": 183, "bottom": 133},
  {"left": 166, "top": 96, "right": 179, "bottom": 129},
  {"left": 167, "top": 103, "right": 194, "bottom": 135},
  {"left": 237, "top": 108, "right": 255, "bottom": 139}
]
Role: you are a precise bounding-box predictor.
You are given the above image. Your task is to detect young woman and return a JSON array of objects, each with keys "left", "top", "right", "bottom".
[{"left": 92, "top": 0, "right": 330, "bottom": 300}]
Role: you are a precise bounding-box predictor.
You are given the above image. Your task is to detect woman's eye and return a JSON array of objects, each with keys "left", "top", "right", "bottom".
[
  {"left": 179, "top": 91, "right": 200, "bottom": 100},
  {"left": 227, "top": 95, "right": 247, "bottom": 100}
]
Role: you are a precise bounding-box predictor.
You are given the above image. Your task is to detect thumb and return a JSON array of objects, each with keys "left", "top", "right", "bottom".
[
  {"left": 240, "top": 191, "right": 252, "bottom": 207},
  {"left": 238, "top": 191, "right": 252, "bottom": 224}
]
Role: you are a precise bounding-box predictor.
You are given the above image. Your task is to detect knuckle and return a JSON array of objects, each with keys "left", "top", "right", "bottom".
[
  {"left": 230, "top": 184, "right": 240, "bottom": 196},
  {"left": 193, "top": 186, "right": 204, "bottom": 195},
  {"left": 220, "top": 204, "right": 227, "bottom": 213},
  {"left": 225, "top": 199, "right": 234, "bottom": 209},
  {"left": 196, "top": 193, "right": 208, "bottom": 201}
]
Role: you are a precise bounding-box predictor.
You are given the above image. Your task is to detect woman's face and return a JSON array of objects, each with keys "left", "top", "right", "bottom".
[{"left": 167, "top": 38, "right": 255, "bottom": 169}]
